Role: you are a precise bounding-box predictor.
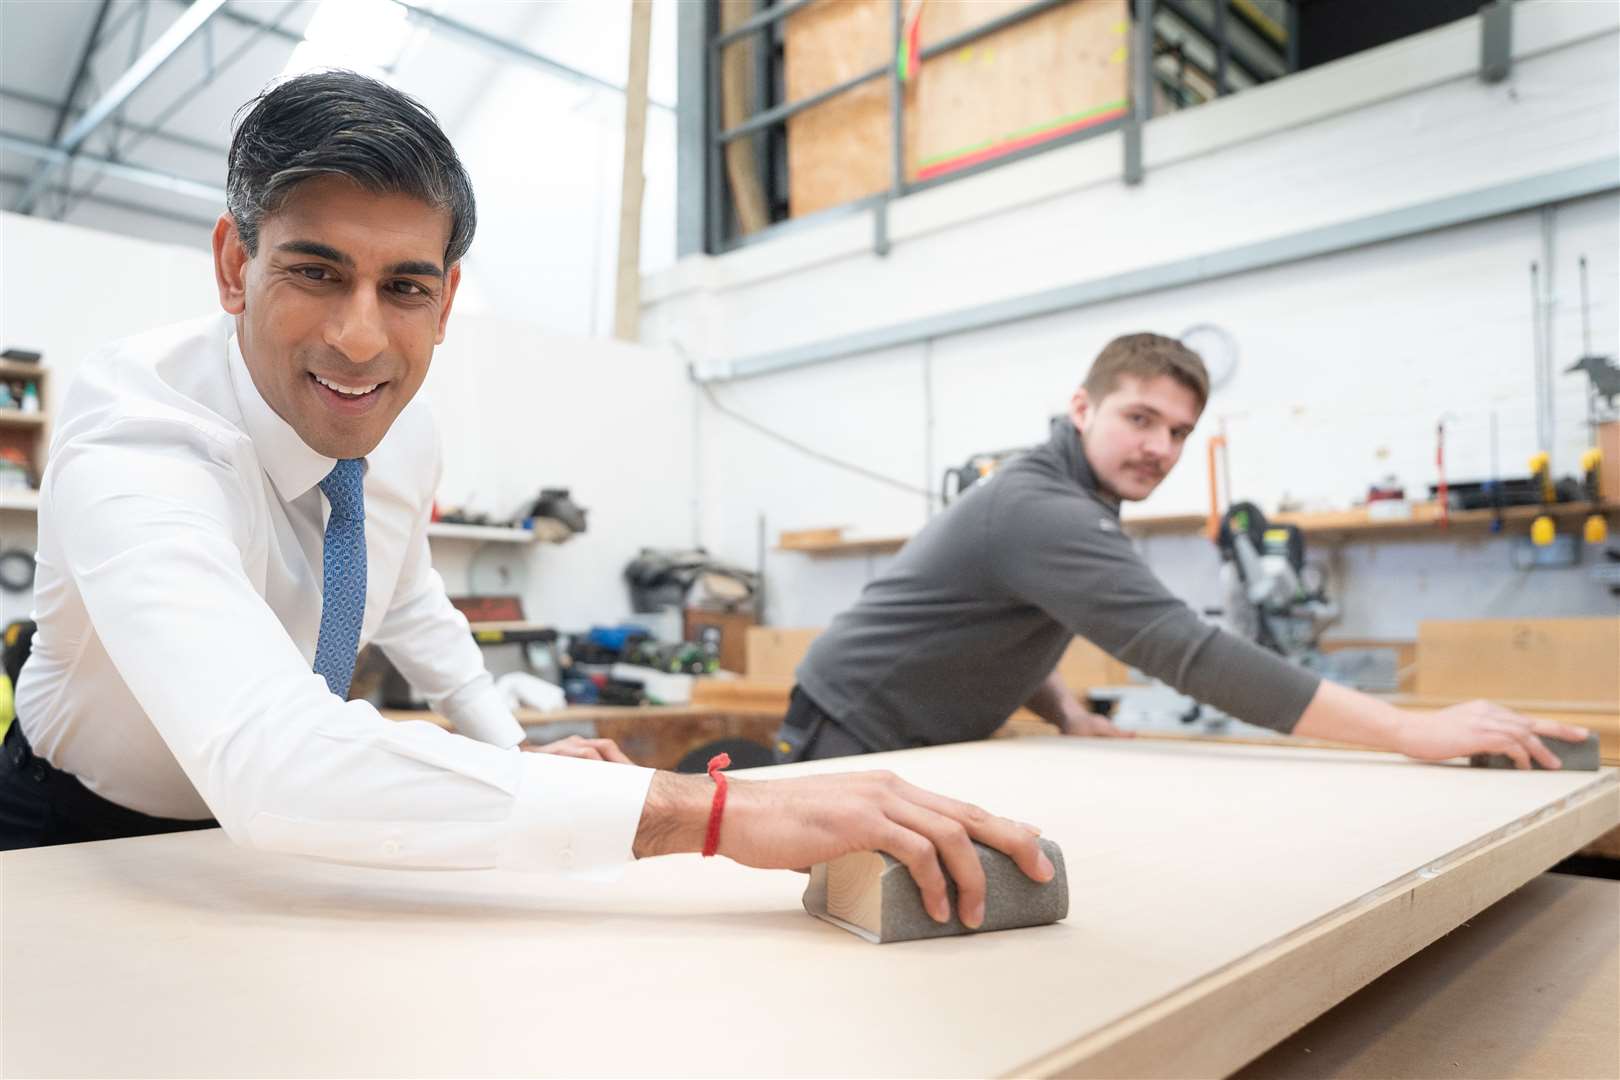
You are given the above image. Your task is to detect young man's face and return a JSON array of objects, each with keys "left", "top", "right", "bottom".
[
  {"left": 1070, "top": 373, "right": 1202, "bottom": 502},
  {"left": 212, "top": 176, "right": 461, "bottom": 460}
]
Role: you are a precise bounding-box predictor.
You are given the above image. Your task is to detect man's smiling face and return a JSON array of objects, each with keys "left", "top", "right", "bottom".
[{"left": 213, "top": 175, "right": 461, "bottom": 460}]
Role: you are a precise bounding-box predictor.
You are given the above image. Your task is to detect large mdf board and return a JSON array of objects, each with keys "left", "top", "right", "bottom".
[
  {"left": 784, "top": 0, "right": 1129, "bottom": 217},
  {"left": 1415, "top": 617, "right": 1620, "bottom": 704},
  {"left": 3, "top": 740, "right": 1613, "bottom": 1078}
]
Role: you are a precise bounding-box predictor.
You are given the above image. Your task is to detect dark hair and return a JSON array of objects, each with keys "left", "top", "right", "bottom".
[
  {"left": 1082, "top": 333, "right": 1210, "bottom": 411},
  {"left": 226, "top": 71, "right": 476, "bottom": 265}
]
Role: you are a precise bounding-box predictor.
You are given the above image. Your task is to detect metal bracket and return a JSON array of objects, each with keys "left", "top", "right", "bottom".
[
  {"left": 1125, "top": 0, "right": 1154, "bottom": 186},
  {"left": 874, "top": 199, "right": 891, "bottom": 258},
  {"left": 1480, "top": 0, "right": 1512, "bottom": 84}
]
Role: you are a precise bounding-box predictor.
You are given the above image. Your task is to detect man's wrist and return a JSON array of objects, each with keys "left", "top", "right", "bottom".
[
  {"left": 1056, "top": 701, "right": 1091, "bottom": 733},
  {"left": 631, "top": 771, "right": 709, "bottom": 858}
]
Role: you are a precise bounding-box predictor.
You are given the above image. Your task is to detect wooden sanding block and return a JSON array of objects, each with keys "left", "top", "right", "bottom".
[
  {"left": 803, "top": 838, "right": 1067, "bottom": 943},
  {"left": 1469, "top": 732, "right": 1601, "bottom": 772}
]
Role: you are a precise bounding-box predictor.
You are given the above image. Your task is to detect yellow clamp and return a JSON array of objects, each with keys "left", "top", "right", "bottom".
[
  {"left": 1528, "top": 452, "right": 1554, "bottom": 503},
  {"left": 1585, "top": 515, "right": 1609, "bottom": 545},
  {"left": 1530, "top": 515, "right": 1556, "bottom": 547}
]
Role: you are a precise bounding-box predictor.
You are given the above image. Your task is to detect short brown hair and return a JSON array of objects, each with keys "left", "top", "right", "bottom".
[{"left": 1082, "top": 333, "right": 1209, "bottom": 411}]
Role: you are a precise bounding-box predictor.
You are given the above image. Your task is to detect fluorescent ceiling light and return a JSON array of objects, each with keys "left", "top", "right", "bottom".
[{"left": 281, "top": 0, "right": 414, "bottom": 79}]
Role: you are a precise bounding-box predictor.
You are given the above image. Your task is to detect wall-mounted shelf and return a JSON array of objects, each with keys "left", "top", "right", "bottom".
[
  {"left": 779, "top": 501, "right": 1620, "bottom": 556},
  {"left": 776, "top": 527, "right": 908, "bottom": 556},
  {"left": 0, "top": 490, "right": 40, "bottom": 513},
  {"left": 1123, "top": 501, "right": 1620, "bottom": 541},
  {"left": 426, "top": 522, "right": 537, "bottom": 544},
  {"left": 0, "top": 413, "right": 46, "bottom": 430}
]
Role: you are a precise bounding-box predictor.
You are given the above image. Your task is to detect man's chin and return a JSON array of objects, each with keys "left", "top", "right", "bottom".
[
  {"left": 300, "top": 420, "right": 389, "bottom": 460},
  {"left": 1116, "top": 476, "right": 1163, "bottom": 501}
]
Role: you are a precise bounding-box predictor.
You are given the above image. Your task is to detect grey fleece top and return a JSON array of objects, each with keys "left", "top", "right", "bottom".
[{"left": 796, "top": 418, "right": 1322, "bottom": 751}]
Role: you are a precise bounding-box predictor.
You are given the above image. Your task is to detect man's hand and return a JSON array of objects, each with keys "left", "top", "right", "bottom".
[
  {"left": 1295, "top": 679, "right": 1590, "bottom": 769},
  {"left": 1060, "top": 709, "right": 1134, "bottom": 738},
  {"left": 632, "top": 769, "right": 1054, "bottom": 929},
  {"left": 1395, "top": 700, "right": 1590, "bottom": 770},
  {"left": 519, "top": 735, "right": 633, "bottom": 764}
]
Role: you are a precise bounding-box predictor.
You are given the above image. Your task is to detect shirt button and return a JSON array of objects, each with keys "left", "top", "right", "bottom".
[
  {"left": 382, "top": 839, "right": 401, "bottom": 857},
  {"left": 559, "top": 847, "right": 575, "bottom": 867}
]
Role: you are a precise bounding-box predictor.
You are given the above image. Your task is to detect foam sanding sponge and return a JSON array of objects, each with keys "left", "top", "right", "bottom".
[
  {"left": 1469, "top": 732, "right": 1601, "bottom": 772},
  {"left": 803, "top": 838, "right": 1067, "bottom": 943}
]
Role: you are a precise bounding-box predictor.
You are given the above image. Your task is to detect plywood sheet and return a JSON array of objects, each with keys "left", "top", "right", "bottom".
[
  {"left": 783, "top": 0, "right": 895, "bottom": 218},
  {"left": 909, "top": 0, "right": 1129, "bottom": 180},
  {"left": 1416, "top": 617, "right": 1620, "bottom": 704},
  {"left": 3, "top": 739, "right": 1613, "bottom": 1078},
  {"left": 784, "top": 0, "right": 1130, "bottom": 216}
]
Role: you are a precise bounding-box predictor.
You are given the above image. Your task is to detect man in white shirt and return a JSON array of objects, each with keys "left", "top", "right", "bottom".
[{"left": 0, "top": 72, "right": 1051, "bottom": 931}]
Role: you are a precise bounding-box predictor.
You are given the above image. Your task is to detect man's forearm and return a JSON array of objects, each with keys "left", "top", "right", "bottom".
[
  {"left": 1022, "top": 669, "right": 1082, "bottom": 727},
  {"left": 1292, "top": 678, "right": 1407, "bottom": 751}
]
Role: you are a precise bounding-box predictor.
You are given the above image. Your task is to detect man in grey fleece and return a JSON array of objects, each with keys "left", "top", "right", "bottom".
[{"left": 778, "top": 333, "right": 1589, "bottom": 767}]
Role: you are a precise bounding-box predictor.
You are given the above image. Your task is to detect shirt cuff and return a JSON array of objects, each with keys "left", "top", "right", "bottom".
[
  {"left": 439, "top": 674, "right": 525, "bottom": 748},
  {"left": 500, "top": 754, "right": 655, "bottom": 880}
]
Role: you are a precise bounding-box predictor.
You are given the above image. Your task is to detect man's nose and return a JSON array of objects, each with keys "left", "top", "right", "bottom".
[{"left": 326, "top": 286, "right": 387, "bottom": 364}]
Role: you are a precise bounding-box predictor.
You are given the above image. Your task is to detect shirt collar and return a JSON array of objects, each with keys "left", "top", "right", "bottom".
[
  {"left": 227, "top": 331, "right": 337, "bottom": 503},
  {"left": 1048, "top": 415, "right": 1120, "bottom": 514}
]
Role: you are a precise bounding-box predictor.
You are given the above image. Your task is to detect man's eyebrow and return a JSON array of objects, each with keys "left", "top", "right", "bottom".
[
  {"left": 275, "top": 240, "right": 353, "bottom": 266},
  {"left": 385, "top": 259, "right": 445, "bottom": 280},
  {"left": 1126, "top": 402, "right": 1195, "bottom": 429}
]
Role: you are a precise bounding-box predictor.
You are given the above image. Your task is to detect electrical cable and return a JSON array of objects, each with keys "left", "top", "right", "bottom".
[{"left": 691, "top": 366, "right": 941, "bottom": 504}]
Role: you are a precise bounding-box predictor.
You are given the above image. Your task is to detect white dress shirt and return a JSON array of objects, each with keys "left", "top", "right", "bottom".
[{"left": 17, "top": 314, "right": 652, "bottom": 876}]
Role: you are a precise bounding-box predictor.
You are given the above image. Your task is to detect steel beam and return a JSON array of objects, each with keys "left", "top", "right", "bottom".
[
  {"left": 389, "top": 0, "right": 675, "bottom": 112},
  {"left": 14, "top": 0, "right": 226, "bottom": 214},
  {"left": 0, "top": 131, "right": 226, "bottom": 204}
]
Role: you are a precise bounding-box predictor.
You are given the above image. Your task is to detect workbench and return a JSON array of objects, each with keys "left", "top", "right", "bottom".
[
  {"left": 380, "top": 703, "right": 783, "bottom": 771},
  {"left": 1237, "top": 871, "right": 1618, "bottom": 1079},
  {"left": 3, "top": 738, "right": 1614, "bottom": 1077}
]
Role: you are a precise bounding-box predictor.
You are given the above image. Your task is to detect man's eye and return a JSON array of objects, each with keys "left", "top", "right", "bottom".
[
  {"left": 390, "top": 280, "right": 428, "bottom": 296},
  {"left": 296, "top": 266, "right": 333, "bottom": 282}
]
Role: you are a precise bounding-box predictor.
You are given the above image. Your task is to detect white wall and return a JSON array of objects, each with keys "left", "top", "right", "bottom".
[
  {"left": 642, "top": 2, "right": 1620, "bottom": 636},
  {"left": 418, "top": 312, "right": 694, "bottom": 630},
  {"left": 0, "top": 210, "right": 693, "bottom": 630}
]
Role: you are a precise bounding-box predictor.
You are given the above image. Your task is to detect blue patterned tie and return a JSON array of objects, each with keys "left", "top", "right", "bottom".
[{"left": 314, "top": 459, "right": 366, "bottom": 698}]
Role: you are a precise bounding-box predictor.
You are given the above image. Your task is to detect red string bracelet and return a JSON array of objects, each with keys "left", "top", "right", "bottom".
[{"left": 701, "top": 752, "right": 731, "bottom": 858}]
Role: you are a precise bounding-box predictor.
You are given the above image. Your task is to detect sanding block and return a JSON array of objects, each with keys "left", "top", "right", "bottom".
[
  {"left": 803, "top": 838, "right": 1067, "bottom": 943},
  {"left": 1469, "top": 732, "right": 1601, "bottom": 772}
]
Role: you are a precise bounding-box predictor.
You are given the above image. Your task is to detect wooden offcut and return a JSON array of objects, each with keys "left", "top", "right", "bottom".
[
  {"left": 744, "top": 625, "right": 823, "bottom": 681},
  {"left": 611, "top": 0, "right": 653, "bottom": 341},
  {"left": 1415, "top": 617, "right": 1620, "bottom": 705},
  {"left": 784, "top": 0, "right": 1130, "bottom": 217}
]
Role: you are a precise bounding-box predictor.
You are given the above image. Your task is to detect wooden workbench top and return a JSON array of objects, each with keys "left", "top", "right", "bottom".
[{"left": 3, "top": 739, "right": 1614, "bottom": 1077}]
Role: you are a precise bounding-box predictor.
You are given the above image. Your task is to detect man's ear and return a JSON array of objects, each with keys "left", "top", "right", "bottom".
[
  {"left": 213, "top": 213, "right": 248, "bottom": 315},
  {"left": 1069, "top": 386, "right": 1093, "bottom": 435},
  {"left": 434, "top": 261, "right": 462, "bottom": 344}
]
